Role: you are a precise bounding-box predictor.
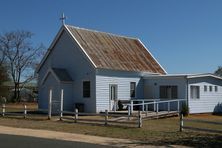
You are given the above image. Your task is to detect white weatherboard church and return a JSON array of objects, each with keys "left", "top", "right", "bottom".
[{"left": 37, "top": 24, "right": 222, "bottom": 114}]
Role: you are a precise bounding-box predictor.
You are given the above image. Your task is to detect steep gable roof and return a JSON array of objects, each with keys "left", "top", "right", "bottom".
[
  {"left": 66, "top": 25, "right": 166, "bottom": 74},
  {"left": 37, "top": 25, "right": 166, "bottom": 74}
]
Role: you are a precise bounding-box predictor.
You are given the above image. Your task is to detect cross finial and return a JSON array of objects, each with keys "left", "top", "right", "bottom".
[{"left": 60, "top": 13, "right": 67, "bottom": 25}]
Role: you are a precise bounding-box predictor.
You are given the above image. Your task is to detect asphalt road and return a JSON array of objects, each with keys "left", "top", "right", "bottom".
[{"left": 0, "top": 134, "right": 111, "bottom": 148}]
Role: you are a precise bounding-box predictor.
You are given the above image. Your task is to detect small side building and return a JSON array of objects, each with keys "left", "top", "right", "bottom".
[{"left": 144, "top": 74, "right": 222, "bottom": 113}]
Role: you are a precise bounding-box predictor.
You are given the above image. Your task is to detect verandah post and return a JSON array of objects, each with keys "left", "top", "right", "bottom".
[
  {"left": 178, "top": 100, "right": 180, "bottom": 112},
  {"left": 128, "top": 105, "right": 130, "bottom": 120},
  {"left": 60, "top": 89, "right": 64, "bottom": 121},
  {"left": 131, "top": 100, "right": 133, "bottom": 113},
  {"left": 142, "top": 100, "right": 144, "bottom": 112},
  {"left": 48, "top": 89, "right": 52, "bottom": 120},
  {"left": 168, "top": 101, "right": 170, "bottom": 113}
]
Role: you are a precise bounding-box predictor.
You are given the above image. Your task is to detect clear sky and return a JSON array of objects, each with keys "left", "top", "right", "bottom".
[{"left": 0, "top": 0, "right": 221, "bottom": 74}]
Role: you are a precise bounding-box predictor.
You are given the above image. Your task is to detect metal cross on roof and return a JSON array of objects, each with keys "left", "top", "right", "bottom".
[{"left": 60, "top": 13, "right": 67, "bottom": 25}]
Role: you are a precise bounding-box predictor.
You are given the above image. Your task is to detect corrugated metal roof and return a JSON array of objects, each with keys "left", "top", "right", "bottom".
[
  {"left": 52, "top": 68, "right": 73, "bottom": 82},
  {"left": 66, "top": 25, "right": 166, "bottom": 74}
]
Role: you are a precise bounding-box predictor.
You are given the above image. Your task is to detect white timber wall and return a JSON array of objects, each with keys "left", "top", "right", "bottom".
[
  {"left": 143, "top": 77, "right": 187, "bottom": 100},
  {"left": 188, "top": 77, "right": 222, "bottom": 113},
  {"left": 38, "top": 30, "right": 96, "bottom": 113},
  {"left": 96, "top": 69, "right": 144, "bottom": 112}
]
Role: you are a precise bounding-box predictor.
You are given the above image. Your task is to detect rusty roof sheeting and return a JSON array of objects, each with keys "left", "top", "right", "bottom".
[{"left": 66, "top": 25, "right": 166, "bottom": 74}]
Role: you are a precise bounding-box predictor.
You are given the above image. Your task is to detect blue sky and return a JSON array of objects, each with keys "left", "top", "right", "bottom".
[{"left": 0, "top": 0, "right": 221, "bottom": 74}]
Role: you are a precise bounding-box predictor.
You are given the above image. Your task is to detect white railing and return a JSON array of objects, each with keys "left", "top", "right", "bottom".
[{"left": 128, "top": 99, "right": 187, "bottom": 115}]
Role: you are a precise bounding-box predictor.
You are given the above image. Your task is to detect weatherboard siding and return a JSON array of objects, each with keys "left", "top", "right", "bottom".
[
  {"left": 38, "top": 30, "right": 96, "bottom": 113},
  {"left": 95, "top": 70, "right": 144, "bottom": 112},
  {"left": 188, "top": 77, "right": 222, "bottom": 113}
]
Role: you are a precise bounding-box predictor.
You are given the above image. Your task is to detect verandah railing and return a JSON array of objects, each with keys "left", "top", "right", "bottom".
[{"left": 127, "top": 99, "right": 187, "bottom": 115}]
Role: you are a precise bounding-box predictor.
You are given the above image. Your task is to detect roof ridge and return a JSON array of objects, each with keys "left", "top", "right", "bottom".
[{"left": 65, "top": 24, "right": 139, "bottom": 40}]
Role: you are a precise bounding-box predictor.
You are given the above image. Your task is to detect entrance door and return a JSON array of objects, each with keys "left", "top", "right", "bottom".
[{"left": 110, "top": 84, "right": 118, "bottom": 111}]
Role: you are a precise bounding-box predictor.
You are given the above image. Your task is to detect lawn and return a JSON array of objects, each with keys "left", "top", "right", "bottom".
[{"left": 0, "top": 103, "right": 222, "bottom": 147}]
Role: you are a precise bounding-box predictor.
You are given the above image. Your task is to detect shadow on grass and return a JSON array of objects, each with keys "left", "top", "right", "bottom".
[{"left": 132, "top": 132, "right": 222, "bottom": 147}]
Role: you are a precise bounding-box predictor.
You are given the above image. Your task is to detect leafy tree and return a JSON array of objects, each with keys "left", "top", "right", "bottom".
[
  {"left": 0, "top": 30, "right": 44, "bottom": 102},
  {"left": 214, "top": 66, "right": 222, "bottom": 77}
]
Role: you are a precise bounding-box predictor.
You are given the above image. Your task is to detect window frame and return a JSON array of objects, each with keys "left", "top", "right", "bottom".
[
  {"left": 215, "top": 86, "right": 218, "bottom": 92},
  {"left": 190, "top": 85, "right": 200, "bottom": 99},
  {"left": 159, "top": 85, "right": 178, "bottom": 99},
  {"left": 209, "top": 86, "right": 213, "bottom": 92},
  {"left": 130, "top": 82, "right": 136, "bottom": 98},
  {"left": 204, "top": 85, "right": 207, "bottom": 92},
  {"left": 83, "top": 81, "right": 91, "bottom": 98}
]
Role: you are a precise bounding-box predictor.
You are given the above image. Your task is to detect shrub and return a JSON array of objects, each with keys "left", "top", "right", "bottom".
[{"left": 181, "top": 103, "right": 189, "bottom": 116}]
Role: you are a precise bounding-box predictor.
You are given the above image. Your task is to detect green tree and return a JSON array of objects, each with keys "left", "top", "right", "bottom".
[{"left": 214, "top": 66, "right": 222, "bottom": 77}]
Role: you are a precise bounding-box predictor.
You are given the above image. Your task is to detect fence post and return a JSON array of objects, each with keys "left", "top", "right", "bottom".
[
  {"left": 128, "top": 105, "right": 130, "bottom": 120},
  {"left": 138, "top": 111, "right": 142, "bottom": 128},
  {"left": 23, "top": 104, "right": 27, "bottom": 119},
  {"left": 60, "top": 89, "right": 64, "bottom": 121},
  {"left": 131, "top": 100, "right": 133, "bottom": 113},
  {"left": 105, "top": 110, "right": 108, "bottom": 125},
  {"left": 74, "top": 108, "right": 78, "bottom": 123},
  {"left": 180, "top": 113, "right": 183, "bottom": 132},
  {"left": 2, "top": 104, "right": 5, "bottom": 117},
  {"left": 48, "top": 89, "right": 52, "bottom": 120},
  {"left": 168, "top": 102, "right": 170, "bottom": 113}
]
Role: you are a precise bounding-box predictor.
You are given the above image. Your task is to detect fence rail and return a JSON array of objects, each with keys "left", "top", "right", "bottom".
[
  {"left": 60, "top": 109, "right": 142, "bottom": 128},
  {"left": 1, "top": 104, "right": 142, "bottom": 128},
  {"left": 179, "top": 114, "right": 222, "bottom": 134}
]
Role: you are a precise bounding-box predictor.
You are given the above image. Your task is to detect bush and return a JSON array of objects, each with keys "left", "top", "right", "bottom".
[
  {"left": 213, "top": 103, "right": 222, "bottom": 115},
  {"left": 118, "top": 100, "right": 123, "bottom": 111},
  {"left": 181, "top": 103, "right": 189, "bottom": 116}
]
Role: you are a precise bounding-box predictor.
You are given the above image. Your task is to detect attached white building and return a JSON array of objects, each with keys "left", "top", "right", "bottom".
[{"left": 37, "top": 24, "right": 222, "bottom": 114}]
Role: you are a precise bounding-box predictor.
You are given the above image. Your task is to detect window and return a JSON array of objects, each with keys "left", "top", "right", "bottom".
[
  {"left": 209, "top": 86, "right": 212, "bottom": 92},
  {"left": 204, "top": 85, "right": 207, "bottom": 92},
  {"left": 159, "top": 86, "right": 178, "bottom": 99},
  {"left": 130, "top": 82, "right": 136, "bottom": 98},
  {"left": 83, "top": 81, "right": 90, "bottom": 98},
  {"left": 190, "top": 86, "right": 200, "bottom": 99},
  {"left": 215, "top": 86, "right": 218, "bottom": 92}
]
